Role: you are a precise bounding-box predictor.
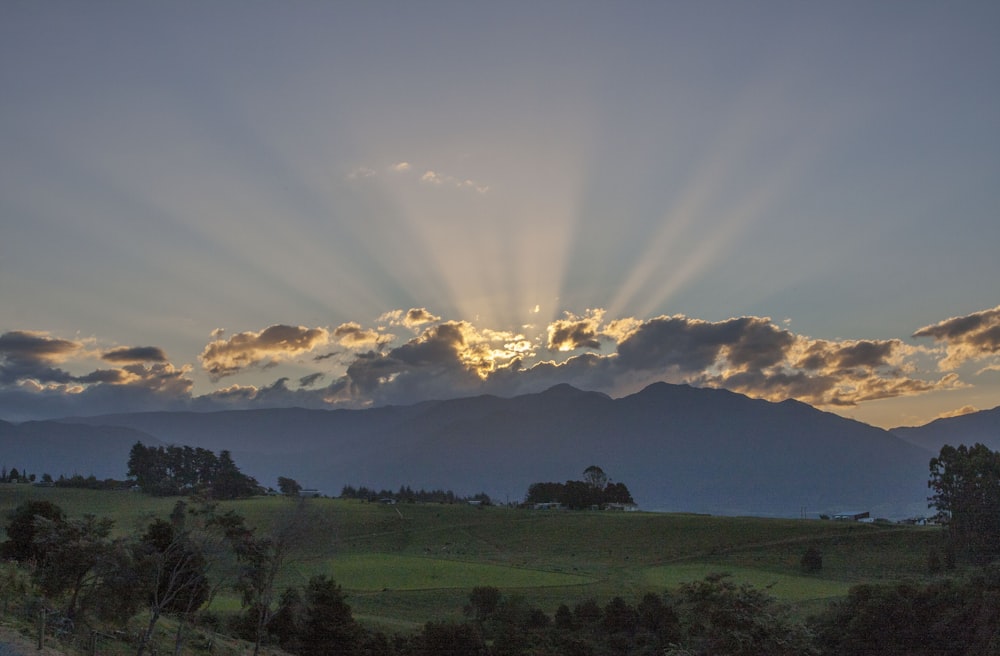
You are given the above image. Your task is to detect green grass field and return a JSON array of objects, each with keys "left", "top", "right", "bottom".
[{"left": 0, "top": 484, "right": 944, "bottom": 629}]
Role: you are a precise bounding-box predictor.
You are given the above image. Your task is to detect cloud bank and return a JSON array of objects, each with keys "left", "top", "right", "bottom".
[{"left": 2, "top": 305, "right": 998, "bottom": 422}]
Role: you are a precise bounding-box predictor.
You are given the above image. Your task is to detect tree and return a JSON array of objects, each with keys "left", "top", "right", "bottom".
[
  {"left": 298, "top": 575, "right": 360, "bottom": 656},
  {"left": 214, "top": 503, "right": 305, "bottom": 656},
  {"left": 133, "top": 515, "right": 210, "bottom": 656},
  {"left": 604, "top": 482, "right": 635, "bottom": 505},
  {"left": 212, "top": 450, "right": 259, "bottom": 499},
  {"left": 277, "top": 477, "right": 303, "bottom": 497},
  {"left": 928, "top": 443, "right": 1000, "bottom": 562},
  {"left": 32, "top": 514, "right": 116, "bottom": 618},
  {"left": 466, "top": 586, "right": 502, "bottom": 622},
  {"left": 583, "top": 465, "right": 608, "bottom": 490},
  {"left": 1, "top": 499, "right": 65, "bottom": 562},
  {"left": 676, "top": 573, "right": 816, "bottom": 656},
  {"left": 801, "top": 547, "right": 823, "bottom": 572},
  {"left": 411, "top": 621, "right": 487, "bottom": 656}
]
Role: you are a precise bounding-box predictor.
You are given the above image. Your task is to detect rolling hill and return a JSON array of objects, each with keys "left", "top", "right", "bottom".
[{"left": 3, "top": 383, "right": 937, "bottom": 517}]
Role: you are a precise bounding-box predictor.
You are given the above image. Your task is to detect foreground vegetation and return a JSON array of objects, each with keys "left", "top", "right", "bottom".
[{"left": 3, "top": 482, "right": 997, "bottom": 655}]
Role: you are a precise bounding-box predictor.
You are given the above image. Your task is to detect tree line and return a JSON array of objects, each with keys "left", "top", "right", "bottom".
[
  {"left": 127, "top": 442, "right": 261, "bottom": 499},
  {"left": 525, "top": 465, "right": 635, "bottom": 509},
  {"left": 339, "top": 484, "right": 493, "bottom": 505}
]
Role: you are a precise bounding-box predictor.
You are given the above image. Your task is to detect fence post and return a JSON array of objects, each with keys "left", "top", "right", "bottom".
[{"left": 37, "top": 607, "right": 46, "bottom": 650}]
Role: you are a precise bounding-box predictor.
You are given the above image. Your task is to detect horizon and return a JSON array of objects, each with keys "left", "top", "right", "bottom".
[{"left": 2, "top": 3, "right": 999, "bottom": 428}]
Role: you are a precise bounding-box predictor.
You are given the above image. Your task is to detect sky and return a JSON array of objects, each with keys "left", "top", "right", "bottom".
[{"left": 2, "top": 1, "right": 999, "bottom": 428}]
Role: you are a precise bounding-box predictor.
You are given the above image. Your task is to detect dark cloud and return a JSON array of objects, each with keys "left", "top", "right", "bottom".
[
  {"left": 616, "top": 316, "right": 731, "bottom": 372},
  {"left": 721, "top": 318, "right": 796, "bottom": 370},
  {"left": 0, "top": 330, "right": 83, "bottom": 385},
  {"left": 393, "top": 322, "right": 466, "bottom": 367},
  {"left": 298, "top": 372, "right": 324, "bottom": 388},
  {"left": 547, "top": 313, "right": 603, "bottom": 351},
  {"left": 102, "top": 346, "right": 168, "bottom": 363},
  {"left": 0, "top": 330, "right": 79, "bottom": 361},
  {"left": 77, "top": 369, "right": 129, "bottom": 384},
  {"left": 712, "top": 369, "right": 839, "bottom": 405},
  {"left": 913, "top": 305, "right": 1000, "bottom": 369},
  {"left": 795, "top": 339, "right": 900, "bottom": 373}
]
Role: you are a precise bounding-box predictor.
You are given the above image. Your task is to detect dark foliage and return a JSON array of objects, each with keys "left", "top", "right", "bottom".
[
  {"left": 801, "top": 546, "right": 823, "bottom": 572},
  {"left": 137, "top": 517, "right": 210, "bottom": 613},
  {"left": 525, "top": 466, "right": 635, "bottom": 509},
  {"left": 340, "top": 484, "right": 492, "bottom": 505},
  {"left": 813, "top": 568, "right": 1000, "bottom": 656},
  {"left": 928, "top": 443, "right": 1000, "bottom": 562},
  {"left": 127, "top": 441, "right": 260, "bottom": 498},
  {"left": 1, "top": 499, "right": 65, "bottom": 562}
]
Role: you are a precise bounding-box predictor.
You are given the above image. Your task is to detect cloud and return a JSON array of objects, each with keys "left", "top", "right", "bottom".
[
  {"left": 913, "top": 305, "right": 1000, "bottom": 369},
  {"left": 420, "top": 170, "right": 489, "bottom": 193},
  {"left": 298, "top": 372, "right": 325, "bottom": 388},
  {"left": 0, "top": 331, "right": 87, "bottom": 386},
  {"left": 333, "top": 322, "right": 389, "bottom": 349},
  {"left": 0, "top": 307, "right": 983, "bottom": 422},
  {"left": 0, "top": 330, "right": 81, "bottom": 363},
  {"left": 346, "top": 166, "right": 376, "bottom": 180},
  {"left": 340, "top": 320, "right": 531, "bottom": 404},
  {"left": 546, "top": 310, "right": 605, "bottom": 352},
  {"left": 378, "top": 308, "right": 441, "bottom": 329},
  {"left": 199, "top": 324, "right": 331, "bottom": 380},
  {"left": 102, "top": 346, "right": 168, "bottom": 363},
  {"left": 936, "top": 405, "right": 979, "bottom": 420},
  {"left": 390, "top": 161, "right": 411, "bottom": 172},
  {"left": 615, "top": 315, "right": 770, "bottom": 373}
]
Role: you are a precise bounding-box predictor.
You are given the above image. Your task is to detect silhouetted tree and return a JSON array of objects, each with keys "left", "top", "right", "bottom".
[
  {"left": 277, "top": 477, "right": 302, "bottom": 497},
  {"left": 1, "top": 499, "right": 65, "bottom": 562},
  {"left": 133, "top": 514, "right": 210, "bottom": 656},
  {"left": 298, "top": 575, "right": 361, "bottom": 656},
  {"left": 32, "top": 514, "right": 115, "bottom": 618},
  {"left": 583, "top": 465, "right": 608, "bottom": 489},
  {"left": 928, "top": 443, "right": 1000, "bottom": 562}
]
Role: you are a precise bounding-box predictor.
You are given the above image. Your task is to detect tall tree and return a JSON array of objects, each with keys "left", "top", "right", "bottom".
[
  {"left": 928, "top": 443, "right": 1000, "bottom": 562},
  {"left": 582, "top": 465, "right": 608, "bottom": 490},
  {"left": 298, "top": 575, "right": 360, "bottom": 656},
  {"left": 133, "top": 515, "right": 210, "bottom": 656},
  {"left": 214, "top": 501, "right": 306, "bottom": 656}
]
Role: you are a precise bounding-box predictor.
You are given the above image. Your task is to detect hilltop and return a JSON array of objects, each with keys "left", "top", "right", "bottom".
[{"left": 6, "top": 382, "right": 936, "bottom": 517}]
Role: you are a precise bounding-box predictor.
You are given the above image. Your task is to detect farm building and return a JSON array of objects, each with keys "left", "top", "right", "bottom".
[{"left": 832, "top": 511, "right": 870, "bottom": 521}]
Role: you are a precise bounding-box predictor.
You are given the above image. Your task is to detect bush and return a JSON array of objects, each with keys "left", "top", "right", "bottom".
[{"left": 801, "top": 547, "right": 823, "bottom": 572}]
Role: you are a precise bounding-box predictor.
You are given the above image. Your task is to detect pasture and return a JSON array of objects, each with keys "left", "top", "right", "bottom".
[{"left": 0, "top": 485, "right": 942, "bottom": 630}]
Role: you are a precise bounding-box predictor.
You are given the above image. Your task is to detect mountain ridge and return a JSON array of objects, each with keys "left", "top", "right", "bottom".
[{"left": 2, "top": 382, "right": 942, "bottom": 517}]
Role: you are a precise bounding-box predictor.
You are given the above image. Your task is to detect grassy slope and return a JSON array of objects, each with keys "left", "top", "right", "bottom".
[{"left": 0, "top": 485, "right": 942, "bottom": 631}]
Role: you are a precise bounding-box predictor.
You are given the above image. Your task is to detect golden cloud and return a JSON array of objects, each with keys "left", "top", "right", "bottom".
[
  {"left": 333, "top": 322, "right": 388, "bottom": 349},
  {"left": 547, "top": 309, "right": 606, "bottom": 352},
  {"left": 913, "top": 305, "right": 1000, "bottom": 370},
  {"left": 200, "top": 324, "right": 330, "bottom": 380}
]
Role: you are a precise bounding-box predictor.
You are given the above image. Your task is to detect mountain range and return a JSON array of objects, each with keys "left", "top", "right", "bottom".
[{"left": 3, "top": 382, "right": 998, "bottom": 518}]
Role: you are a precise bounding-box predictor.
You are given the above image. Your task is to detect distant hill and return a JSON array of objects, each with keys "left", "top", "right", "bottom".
[
  {"left": 891, "top": 405, "right": 1000, "bottom": 453},
  {"left": 6, "top": 383, "right": 935, "bottom": 517},
  {"left": 0, "top": 419, "right": 160, "bottom": 480}
]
